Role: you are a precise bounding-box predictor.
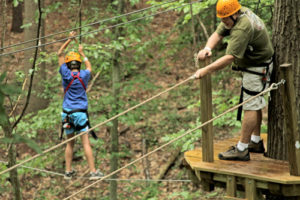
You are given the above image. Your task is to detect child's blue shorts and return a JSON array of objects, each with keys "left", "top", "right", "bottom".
[{"left": 61, "top": 108, "right": 89, "bottom": 135}]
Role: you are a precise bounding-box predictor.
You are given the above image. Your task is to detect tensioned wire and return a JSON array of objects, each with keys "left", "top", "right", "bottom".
[
  {"left": 0, "top": 0, "right": 178, "bottom": 51},
  {"left": 0, "top": 0, "right": 202, "bottom": 57},
  {"left": 63, "top": 80, "right": 285, "bottom": 200},
  {"left": 0, "top": 160, "right": 191, "bottom": 182},
  {"left": 0, "top": 75, "right": 194, "bottom": 176}
]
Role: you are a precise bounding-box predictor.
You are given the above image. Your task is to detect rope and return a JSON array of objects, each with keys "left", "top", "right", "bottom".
[
  {"left": 0, "top": 0, "right": 202, "bottom": 57},
  {"left": 0, "top": 76, "right": 194, "bottom": 176},
  {"left": 0, "top": 160, "right": 64, "bottom": 177},
  {"left": 0, "top": 160, "right": 191, "bottom": 182},
  {"left": 63, "top": 80, "right": 285, "bottom": 200},
  {"left": 0, "top": 0, "right": 178, "bottom": 51}
]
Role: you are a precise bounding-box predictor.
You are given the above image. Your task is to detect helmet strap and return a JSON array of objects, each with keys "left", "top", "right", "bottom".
[{"left": 230, "top": 15, "right": 237, "bottom": 25}]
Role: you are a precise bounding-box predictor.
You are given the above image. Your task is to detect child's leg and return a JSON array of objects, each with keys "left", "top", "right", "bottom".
[
  {"left": 65, "top": 133, "right": 75, "bottom": 172},
  {"left": 81, "top": 133, "right": 96, "bottom": 172}
]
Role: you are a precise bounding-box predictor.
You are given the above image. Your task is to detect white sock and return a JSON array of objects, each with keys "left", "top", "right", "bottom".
[
  {"left": 251, "top": 135, "right": 261, "bottom": 143},
  {"left": 237, "top": 141, "right": 248, "bottom": 151}
]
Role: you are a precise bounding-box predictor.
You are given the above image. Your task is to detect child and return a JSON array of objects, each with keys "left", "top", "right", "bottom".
[{"left": 58, "top": 31, "right": 103, "bottom": 180}]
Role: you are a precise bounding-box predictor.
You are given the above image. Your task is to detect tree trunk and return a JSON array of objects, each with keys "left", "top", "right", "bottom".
[
  {"left": 11, "top": 2, "right": 23, "bottom": 33},
  {"left": 24, "top": 0, "right": 48, "bottom": 113},
  {"left": 1, "top": 0, "right": 7, "bottom": 58},
  {"left": 267, "top": 0, "right": 300, "bottom": 160},
  {"left": 1, "top": 2, "right": 21, "bottom": 198},
  {"left": 1, "top": 114, "right": 22, "bottom": 200},
  {"left": 39, "top": 0, "right": 46, "bottom": 77},
  {"left": 109, "top": 1, "right": 125, "bottom": 200}
]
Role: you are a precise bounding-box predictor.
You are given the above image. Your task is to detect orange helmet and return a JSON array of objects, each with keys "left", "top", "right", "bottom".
[
  {"left": 216, "top": 0, "right": 241, "bottom": 18},
  {"left": 65, "top": 52, "right": 82, "bottom": 63}
]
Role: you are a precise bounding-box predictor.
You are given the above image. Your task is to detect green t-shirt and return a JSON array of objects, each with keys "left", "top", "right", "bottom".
[{"left": 216, "top": 7, "right": 274, "bottom": 68}]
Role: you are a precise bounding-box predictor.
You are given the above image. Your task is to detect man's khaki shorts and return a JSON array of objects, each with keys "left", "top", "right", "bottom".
[{"left": 242, "top": 62, "right": 273, "bottom": 111}]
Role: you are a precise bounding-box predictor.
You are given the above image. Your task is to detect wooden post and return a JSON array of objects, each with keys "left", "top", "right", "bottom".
[
  {"left": 200, "top": 171, "right": 214, "bottom": 192},
  {"left": 280, "top": 63, "right": 300, "bottom": 176},
  {"left": 200, "top": 58, "right": 214, "bottom": 162},
  {"left": 226, "top": 175, "right": 237, "bottom": 197},
  {"left": 245, "top": 178, "right": 256, "bottom": 200}
]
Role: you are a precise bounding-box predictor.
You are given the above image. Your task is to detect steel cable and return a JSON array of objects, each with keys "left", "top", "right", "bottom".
[
  {"left": 0, "top": 75, "right": 194, "bottom": 176},
  {"left": 0, "top": 0, "right": 202, "bottom": 57},
  {"left": 0, "top": 160, "right": 191, "bottom": 182},
  {"left": 63, "top": 80, "right": 285, "bottom": 200},
  {"left": 0, "top": 0, "right": 178, "bottom": 51}
]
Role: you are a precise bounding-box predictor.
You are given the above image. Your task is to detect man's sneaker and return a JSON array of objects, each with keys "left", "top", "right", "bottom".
[
  {"left": 89, "top": 169, "right": 104, "bottom": 180},
  {"left": 64, "top": 170, "right": 76, "bottom": 180},
  {"left": 248, "top": 140, "right": 265, "bottom": 153},
  {"left": 218, "top": 146, "right": 250, "bottom": 161}
]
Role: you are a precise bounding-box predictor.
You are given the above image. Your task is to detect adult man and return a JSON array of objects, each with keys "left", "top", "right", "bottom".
[
  {"left": 58, "top": 31, "right": 103, "bottom": 179},
  {"left": 194, "top": 0, "right": 274, "bottom": 161}
]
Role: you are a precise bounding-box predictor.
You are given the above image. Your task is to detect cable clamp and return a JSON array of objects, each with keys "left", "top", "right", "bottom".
[{"left": 270, "top": 79, "right": 286, "bottom": 90}]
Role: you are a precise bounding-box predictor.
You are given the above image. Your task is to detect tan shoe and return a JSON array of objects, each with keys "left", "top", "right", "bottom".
[
  {"left": 248, "top": 140, "right": 265, "bottom": 153},
  {"left": 218, "top": 146, "right": 250, "bottom": 161}
]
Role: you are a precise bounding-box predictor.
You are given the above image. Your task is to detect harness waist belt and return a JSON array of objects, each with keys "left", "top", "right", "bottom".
[{"left": 60, "top": 109, "right": 98, "bottom": 140}]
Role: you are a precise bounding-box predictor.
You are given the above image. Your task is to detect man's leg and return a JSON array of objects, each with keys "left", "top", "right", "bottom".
[
  {"left": 81, "top": 133, "right": 96, "bottom": 172},
  {"left": 248, "top": 109, "right": 265, "bottom": 153},
  {"left": 240, "top": 110, "right": 261, "bottom": 143},
  {"left": 65, "top": 133, "right": 75, "bottom": 172}
]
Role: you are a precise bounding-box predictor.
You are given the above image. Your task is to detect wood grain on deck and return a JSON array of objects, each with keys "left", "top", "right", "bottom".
[{"left": 184, "top": 134, "right": 300, "bottom": 184}]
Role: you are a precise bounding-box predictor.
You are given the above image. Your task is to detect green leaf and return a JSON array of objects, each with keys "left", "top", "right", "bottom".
[
  {"left": 0, "top": 72, "right": 6, "bottom": 83},
  {"left": 13, "top": 0, "right": 19, "bottom": 7},
  {"left": 20, "top": 23, "right": 32, "bottom": 29},
  {"left": 0, "top": 135, "right": 42, "bottom": 154}
]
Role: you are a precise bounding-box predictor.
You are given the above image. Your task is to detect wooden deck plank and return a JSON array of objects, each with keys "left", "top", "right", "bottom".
[{"left": 184, "top": 134, "right": 300, "bottom": 184}]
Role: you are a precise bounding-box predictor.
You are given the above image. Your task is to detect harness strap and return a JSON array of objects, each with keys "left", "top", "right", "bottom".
[
  {"left": 64, "top": 72, "right": 86, "bottom": 95},
  {"left": 237, "top": 86, "right": 262, "bottom": 121},
  {"left": 236, "top": 58, "right": 273, "bottom": 121},
  {"left": 60, "top": 109, "right": 98, "bottom": 140}
]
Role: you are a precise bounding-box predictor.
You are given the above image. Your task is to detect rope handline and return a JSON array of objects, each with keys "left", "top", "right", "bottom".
[
  {"left": 0, "top": 0, "right": 202, "bottom": 57},
  {"left": 0, "top": 160, "right": 191, "bottom": 182},
  {"left": 0, "top": 76, "right": 194, "bottom": 176},
  {"left": 63, "top": 80, "right": 285, "bottom": 200},
  {"left": 0, "top": 0, "right": 178, "bottom": 51}
]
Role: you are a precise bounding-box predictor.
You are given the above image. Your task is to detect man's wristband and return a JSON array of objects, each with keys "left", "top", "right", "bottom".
[
  {"left": 204, "top": 47, "right": 212, "bottom": 52},
  {"left": 83, "top": 57, "right": 88, "bottom": 62}
]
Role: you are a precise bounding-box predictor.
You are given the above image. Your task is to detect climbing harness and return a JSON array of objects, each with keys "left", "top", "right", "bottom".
[
  {"left": 61, "top": 109, "right": 97, "bottom": 140},
  {"left": 233, "top": 56, "right": 274, "bottom": 121},
  {"left": 61, "top": 71, "right": 97, "bottom": 140}
]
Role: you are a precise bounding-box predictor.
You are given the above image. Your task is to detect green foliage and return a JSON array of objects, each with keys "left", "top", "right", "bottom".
[
  {"left": 0, "top": 134, "right": 42, "bottom": 154},
  {"left": 15, "top": 95, "right": 62, "bottom": 138},
  {"left": 12, "top": 0, "right": 23, "bottom": 7},
  {"left": 212, "top": 89, "right": 241, "bottom": 129},
  {"left": 0, "top": 72, "right": 20, "bottom": 125}
]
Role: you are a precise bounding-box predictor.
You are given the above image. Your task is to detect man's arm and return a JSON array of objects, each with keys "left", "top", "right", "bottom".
[
  {"left": 194, "top": 54, "right": 234, "bottom": 78},
  {"left": 197, "top": 32, "right": 224, "bottom": 60},
  {"left": 57, "top": 31, "right": 76, "bottom": 66},
  {"left": 78, "top": 44, "right": 92, "bottom": 72}
]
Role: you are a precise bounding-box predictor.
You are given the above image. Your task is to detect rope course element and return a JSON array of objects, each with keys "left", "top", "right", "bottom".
[
  {"left": 0, "top": 75, "right": 194, "bottom": 176},
  {"left": 0, "top": 0, "right": 202, "bottom": 57},
  {"left": 0, "top": 0, "right": 178, "bottom": 51},
  {"left": 63, "top": 80, "right": 285, "bottom": 200},
  {"left": 0, "top": 160, "right": 191, "bottom": 182}
]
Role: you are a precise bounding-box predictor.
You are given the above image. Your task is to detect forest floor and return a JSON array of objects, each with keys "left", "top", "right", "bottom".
[{"left": 0, "top": 0, "right": 269, "bottom": 199}]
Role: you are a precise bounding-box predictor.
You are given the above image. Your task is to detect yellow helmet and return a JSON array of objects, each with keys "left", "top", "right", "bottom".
[
  {"left": 216, "top": 0, "right": 241, "bottom": 18},
  {"left": 65, "top": 51, "right": 82, "bottom": 63}
]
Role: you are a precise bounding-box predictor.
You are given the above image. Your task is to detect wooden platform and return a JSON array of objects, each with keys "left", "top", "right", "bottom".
[{"left": 184, "top": 134, "right": 300, "bottom": 199}]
